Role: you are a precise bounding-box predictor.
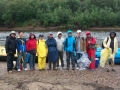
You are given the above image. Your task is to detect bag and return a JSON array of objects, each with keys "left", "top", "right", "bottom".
[
  {"left": 26, "top": 53, "right": 30, "bottom": 62},
  {"left": 102, "top": 37, "right": 109, "bottom": 49},
  {"left": 77, "top": 53, "right": 91, "bottom": 69}
]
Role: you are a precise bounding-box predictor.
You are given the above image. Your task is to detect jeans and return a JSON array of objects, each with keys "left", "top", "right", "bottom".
[
  {"left": 66, "top": 52, "right": 75, "bottom": 69},
  {"left": 7, "top": 54, "right": 14, "bottom": 71},
  {"left": 29, "top": 54, "right": 36, "bottom": 69},
  {"left": 17, "top": 52, "right": 27, "bottom": 69},
  {"left": 57, "top": 51, "right": 64, "bottom": 67}
]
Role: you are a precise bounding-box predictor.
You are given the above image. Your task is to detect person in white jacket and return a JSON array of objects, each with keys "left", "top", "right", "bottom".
[{"left": 55, "top": 32, "right": 64, "bottom": 69}]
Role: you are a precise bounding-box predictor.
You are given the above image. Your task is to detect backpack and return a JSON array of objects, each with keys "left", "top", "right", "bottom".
[{"left": 102, "top": 37, "right": 109, "bottom": 49}]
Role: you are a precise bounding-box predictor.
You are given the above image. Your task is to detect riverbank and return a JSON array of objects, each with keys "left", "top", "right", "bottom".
[
  {"left": 0, "top": 62, "right": 120, "bottom": 90},
  {"left": 0, "top": 26, "right": 120, "bottom": 31}
]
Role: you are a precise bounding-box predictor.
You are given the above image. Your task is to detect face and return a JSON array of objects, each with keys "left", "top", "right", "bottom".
[
  {"left": 11, "top": 33, "right": 16, "bottom": 37},
  {"left": 87, "top": 34, "right": 91, "bottom": 38},
  {"left": 58, "top": 34, "right": 62, "bottom": 38},
  {"left": 40, "top": 36, "right": 44, "bottom": 40},
  {"left": 49, "top": 34, "right": 53, "bottom": 38},
  {"left": 30, "top": 35, "right": 34, "bottom": 39},
  {"left": 111, "top": 33, "right": 115, "bottom": 37},
  {"left": 77, "top": 32, "right": 81, "bottom": 37},
  {"left": 19, "top": 32, "right": 24, "bottom": 38},
  {"left": 68, "top": 33, "right": 72, "bottom": 36}
]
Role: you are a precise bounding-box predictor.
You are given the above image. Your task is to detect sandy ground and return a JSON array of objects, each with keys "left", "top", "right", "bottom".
[{"left": 0, "top": 62, "right": 120, "bottom": 90}]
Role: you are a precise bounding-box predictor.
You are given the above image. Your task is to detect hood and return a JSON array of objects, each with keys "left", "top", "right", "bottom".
[
  {"left": 110, "top": 30, "right": 116, "bottom": 37},
  {"left": 29, "top": 33, "right": 36, "bottom": 39},
  {"left": 57, "top": 31, "right": 62, "bottom": 37},
  {"left": 86, "top": 31, "right": 91, "bottom": 36},
  {"left": 67, "top": 30, "right": 72, "bottom": 34}
]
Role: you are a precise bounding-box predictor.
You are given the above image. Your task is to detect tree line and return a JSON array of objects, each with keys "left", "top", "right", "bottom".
[{"left": 0, "top": 0, "right": 120, "bottom": 29}]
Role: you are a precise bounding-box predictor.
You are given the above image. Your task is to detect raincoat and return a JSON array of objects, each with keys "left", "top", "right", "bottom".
[
  {"left": 46, "top": 37, "right": 58, "bottom": 62},
  {"left": 86, "top": 31, "right": 96, "bottom": 69},
  {"left": 37, "top": 39, "right": 48, "bottom": 69},
  {"left": 100, "top": 48, "right": 114, "bottom": 68}
]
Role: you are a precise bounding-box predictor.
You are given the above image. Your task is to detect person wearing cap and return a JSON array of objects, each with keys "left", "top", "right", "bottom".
[
  {"left": 37, "top": 33, "right": 48, "bottom": 71},
  {"left": 5, "top": 31, "right": 16, "bottom": 73},
  {"left": 102, "top": 30, "right": 118, "bottom": 72},
  {"left": 16, "top": 31, "right": 27, "bottom": 71},
  {"left": 46, "top": 32, "right": 58, "bottom": 70},
  {"left": 26, "top": 33, "right": 37, "bottom": 70},
  {"left": 75, "top": 30, "right": 86, "bottom": 70},
  {"left": 86, "top": 31, "right": 96, "bottom": 70},
  {"left": 55, "top": 31, "right": 64, "bottom": 69},
  {"left": 64, "top": 30, "right": 76, "bottom": 70}
]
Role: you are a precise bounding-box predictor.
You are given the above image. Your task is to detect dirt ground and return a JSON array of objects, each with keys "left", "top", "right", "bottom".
[{"left": 0, "top": 62, "right": 120, "bottom": 90}]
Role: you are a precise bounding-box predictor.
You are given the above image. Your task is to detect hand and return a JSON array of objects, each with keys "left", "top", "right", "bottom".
[
  {"left": 106, "top": 47, "right": 109, "bottom": 49},
  {"left": 20, "top": 50, "right": 22, "bottom": 53}
]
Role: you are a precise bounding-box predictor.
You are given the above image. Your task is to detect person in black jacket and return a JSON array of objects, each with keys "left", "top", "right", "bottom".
[{"left": 5, "top": 31, "right": 16, "bottom": 73}]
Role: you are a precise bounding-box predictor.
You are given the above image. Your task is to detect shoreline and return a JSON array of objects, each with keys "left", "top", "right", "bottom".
[{"left": 0, "top": 26, "right": 120, "bottom": 31}]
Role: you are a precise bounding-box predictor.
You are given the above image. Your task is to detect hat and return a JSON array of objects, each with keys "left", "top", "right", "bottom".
[
  {"left": 67, "top": 30, "right": 72, "bottom": 34},
  {"left": 77, "top": 30, "right": 81, "bottom": 33},
  {"left": 11, "top": 31, "right": 16, "bottom": 34},
  {"left": 49, "top": 32, "right": 53, "bottom": 35},
  {"left": 57, "top": 31, "right": 62, "bottom": 36},
  {"left": 29, "top": 32, "right": 34, "bottom": 36},
  {"left": 86, "top": 31, "right": 91, "bottom": 35},
  {"left": 39, "top": 33, "right": 44, "bottom": 37}
]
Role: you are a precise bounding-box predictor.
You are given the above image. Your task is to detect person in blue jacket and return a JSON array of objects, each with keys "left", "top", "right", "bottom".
[
  {"left": 64, "top": 30, "right": 76, "bottom": 70},
  {"left": 46, "top": 32, "right": 58, "bottom": 70},
  {"left": 16, "top": 31, "right": 27, "bottom": 71}
]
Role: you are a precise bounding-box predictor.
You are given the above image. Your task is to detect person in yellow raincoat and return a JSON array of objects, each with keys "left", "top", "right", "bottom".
[
  {"left": 102, "top": 30, "right": 118, "bottom": 72},
  {"left": 37, "top": 33, "right": 48, "bottom": 71}
]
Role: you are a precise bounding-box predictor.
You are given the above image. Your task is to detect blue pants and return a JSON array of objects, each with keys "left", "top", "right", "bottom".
[{"left": 29, "top": 54, "right": 36, "bottom": 69}]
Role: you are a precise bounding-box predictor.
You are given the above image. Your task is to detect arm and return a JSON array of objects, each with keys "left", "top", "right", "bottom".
[
  {"left": 16, "top": 39, "right": 20, "bottom": 53},
  {"left": 103, "top": 37, "right": 108, "bottom": 48},
  {"left": 115, "top": 38, "right": 118, "bottom": 53},
  {"left": 5, "top": 38, "right": 9, "bottom": 54},
  {"left": 84, "top": 39, "right": 86, "bottom": 52},
  {"left": 90, "top": 37, "right": 96, "bottom": 44},
  {"left": 73, "top": 38, "right": 76, "bottom": 52},
  {"left": 26, "top": 41, "right": 29, "bottom": 52}
]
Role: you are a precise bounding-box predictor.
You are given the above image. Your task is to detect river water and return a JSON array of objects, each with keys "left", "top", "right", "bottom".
[{"left": 0, "top": 30, "right": 120, "bottom": 47}]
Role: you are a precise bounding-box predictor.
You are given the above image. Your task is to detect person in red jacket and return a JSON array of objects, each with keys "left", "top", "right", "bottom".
[
  {"left": 26, "top": 33, "right": 37, "bottom": 70},
  {"left": 86, "top": 31, "right": 96, "bottom": 70}
]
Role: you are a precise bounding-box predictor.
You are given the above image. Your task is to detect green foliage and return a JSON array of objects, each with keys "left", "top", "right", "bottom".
[{"left": 1, "top": 0, "right": 120, "bottom": 28}]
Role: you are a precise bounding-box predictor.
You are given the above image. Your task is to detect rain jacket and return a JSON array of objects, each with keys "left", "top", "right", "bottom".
[
  {"left": 16, "top": 37, "right": 26, "bottom": 53},
  {"left": 37, "top": 39, "right": 48, "bottom": 57},
  {"left": 86, "top": 31, "right": 96, "bottom": 69},
  {"left": 5, "top": 35, "right": 16, "bottom": 54},
  {"left": 103, "top": 30, "right": 118, "bottom": 54},
  {"left": 26, "top": 33, "right": 37, "bottom": 54},
  {"left": 64, "top": 30, "right": 76, "bottom": 52},
  {"left": 46, "top": 37, "right": 58, "bottom": 62}
]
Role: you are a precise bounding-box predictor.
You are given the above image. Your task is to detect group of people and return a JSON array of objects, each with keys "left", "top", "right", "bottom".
[{"left": 5, "top": 29, "right": 118, "bottom": 73}]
